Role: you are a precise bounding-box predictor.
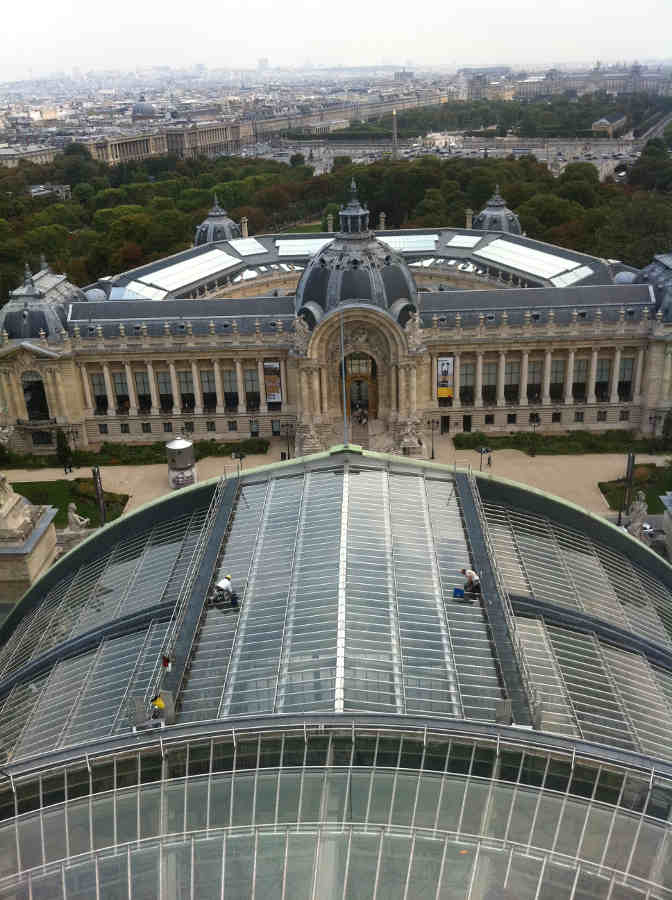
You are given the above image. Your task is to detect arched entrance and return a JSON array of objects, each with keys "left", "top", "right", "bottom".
[
  {"left": 22, "top": 371, "right": 49, "bottom": 420},
  {"left": 340, "top": 353, "right": 378, "bottom": 419}
]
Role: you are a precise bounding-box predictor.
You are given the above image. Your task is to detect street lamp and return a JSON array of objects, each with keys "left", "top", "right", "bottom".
[
  {"left": 477, "top": 446, "right": 491, "bottom": 471},
  {"left": 426, "top": 417, "right": 439, "bottom": 460},
  {"left": 280, "top": 422, "right": 295, "bottom": 460},
  {"left": 529, "top": 411, "right": 541, "bottom": 457}
]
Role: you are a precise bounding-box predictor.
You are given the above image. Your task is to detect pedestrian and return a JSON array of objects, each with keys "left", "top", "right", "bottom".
[{"left": 460, "top": 568, "right": 481, "bottom": 602}]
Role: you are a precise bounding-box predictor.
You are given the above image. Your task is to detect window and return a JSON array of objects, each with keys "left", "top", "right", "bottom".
[
  {"left": 507, "top": 413, "right": 517, "bottom": 424},
  {"left": 271, "top": 420, "right": 281, "bottom": 436},
  {"left": 620, "top": 409, "right": 630, "bottom": 421},
  {"left": 619, "top": 357, "right": 634, "bottom": 401},
  {"left": 485, "top": 414, "right": 495, "bottom": 425},
  {"left": 597, "top": 410, "right": 607, "bottom": 422},
  {"left": 244, "top": 368, "right": 260, "bottom": 411},
  {"left": 32, "top": 430, "right": 53, "bottom": 446},
  {"left": 460, "top": 362, "right": 475, "bottom": 406},
  {"left": 529, "top": 412, "right": 540, "bottom": 425},
  {"left": 222, "top": 369, "right": 238, "bottom": 411},
  {"left": 98, "top": 423, "right": 108, "bottom": 434},
  {"left": 228, "top": 420, "right": 238, "bottom": 432},
  {"left": 550, "top": 358, "right": 564, "bottom": 402},
  {"left": 184, "top": 421, "right": 194, "bottom": 433},
  {"left": 574, "top": 411, "right": 584, "bottom": 423},
  {"left": 157, "top": 371, "right": 172, "bottom": 412},
  {"left": 163, "top": 422, "right": 173, "bottom": 433},
  {"left": 201, "top": 370, "right": 217, "bottom": 411},
  {"left": 112, "top": 372, "right": 129, "bottom": 412},
  {"left": 177, "top": 371, "right": 194, "bottom": 411},
  {"left": 573, "top": 358, "right": 588, "bottom": 402},
  {"left": 482, "top": 361, "right": 497, "bottom": 405},
  {"left": 91, "top": 373, "right": 107, "bottom": 414},
  {"left": 250, "top": 419, "right": 260, "bottom": 436},
  {"left": 595, "top": 358, "right": 611, "bottom": 402},
  {"left": 120, "top": 422, "right": 130, "bottom": 434},
  {"left": 142, "top": 422, "right": 152, "bottom": 434},
  {"left": 552, "top": 411, "right": 562, "bottom": 423},
  {"left": 527, "top": 359, "right": 543, "bottom": 403},
  {"left": 206, "top": 421, "right": 216, "bottom": 432},
  {"left": 504, "top": 360, "right": 520, "bottom": 404},
  {"left": 135, "top": 371, "right": 151, "bottom": 411}
]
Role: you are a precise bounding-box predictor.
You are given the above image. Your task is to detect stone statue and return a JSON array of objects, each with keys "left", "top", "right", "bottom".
[
  {"left": 401, "top": 417, "right": 421, "bottom": 448},
  {"left": 292, "top": 316, "right": 310, "bottom": 356},
  {"left": 67, "top": 502, "right": 90, "bottom": 531},
  {"left": 404, "top": 311, "right": 424, "bottom": 352},
  {"left": 0, "top": 474, "right": 14, "bottom": 510},
  {"left": 627, "top": 490, "right": 648, "bottom": 541}
]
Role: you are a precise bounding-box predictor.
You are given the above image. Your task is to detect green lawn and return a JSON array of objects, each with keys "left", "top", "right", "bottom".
[
  {"left": 599, "top": 465, "right": 672, "bottom": 514},
  {"left": 11, "top": 478, "right": 128, "bottom": 527}
]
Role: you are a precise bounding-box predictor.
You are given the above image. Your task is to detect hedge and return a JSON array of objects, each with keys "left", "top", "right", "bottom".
[{"left": 453, "top": 430, "right": 672, "bottom": 456}]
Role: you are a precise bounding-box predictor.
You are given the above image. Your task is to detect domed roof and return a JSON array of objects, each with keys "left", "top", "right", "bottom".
[
  {"left": 472, "top": 185, "right": 522, "bottom": 235},
  {"left": 295, "top": 179, "right": 417, "bottom": 325},
  {"left": 0, "top": 263, "right": 68, "bottom": 341},
  {"left": 194, "top": 195, "right": 242, "bottom": 246}
]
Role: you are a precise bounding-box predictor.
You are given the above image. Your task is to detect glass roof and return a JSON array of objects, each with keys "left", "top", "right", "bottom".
[
  {"left": 445, "top": 234, "right": 482, "bottom": 248},
  {"left": 474, "top": 238, "right": 581, "bottom": 279},
  {"left": 125, "top": 280, "right": 168, "bottom": 301},
  {"left": 380, "top": 234, "right": 438, "bottom": 253},
  {"left": 178, "top": 466, "right": 502, "bottom": 724},
  {"left": 147, "top": 248, "right": 241, "bottom": 291},
  {"left": 551, "top": 264, "right": 594, "bottom": 287},
  {"left": 275, "top": 238, "right": 332, "bottom": 257},
  {"left": 228, "top": 237, "right": 267, "bottom": 256}
]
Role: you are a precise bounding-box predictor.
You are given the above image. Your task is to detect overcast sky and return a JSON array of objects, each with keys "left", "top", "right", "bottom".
[{"left": 3, "top": 0, "right": 671, "bottom": 81}]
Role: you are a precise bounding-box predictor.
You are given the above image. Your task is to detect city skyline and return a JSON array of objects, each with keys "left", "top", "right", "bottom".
[{"left": 3, "top": 0, "right": 672, "bottom": 82}]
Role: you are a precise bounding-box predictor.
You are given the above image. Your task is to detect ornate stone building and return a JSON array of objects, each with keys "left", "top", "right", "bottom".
[{"left": 0, "top": 184, "right": 670, "bottom": 457}]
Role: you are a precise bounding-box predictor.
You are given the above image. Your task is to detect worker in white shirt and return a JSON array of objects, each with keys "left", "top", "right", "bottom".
[
  {"left": 215, "top": 574, "right": 232, "bottom": 601},
  {"left": 460, "top": 568, "right": 481, "bottom": 602}
]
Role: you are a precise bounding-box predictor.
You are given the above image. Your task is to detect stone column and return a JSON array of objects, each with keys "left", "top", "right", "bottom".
[
  {"left": 102, "top": 362, "right": 116, "bottom": 416},
  {"left": 409, "top": 364, "right": 417, "bottom": 414},
  {"left": 10, "top": 372, "right": 26, "bottom": 420},
  {"left": 79, "top": 364, "right": 92, "bottom": 413},
  {"left": 169, "top": 362, "right": 180, "bottom": 414},
  {"left": 453, "top": 353, "right": 461, "bottom": 410},
  {"left": 300, "top": 367, "right": 312, "bottom": 422},
  {"left": 0, "top": 371, "right": 14, "bottom": 418},
  {"left": 280, "top": 358, "right": 288, "bottom": 409},
  {"left": 610, "top": 347, "right": 622, "bottom": 405},
  {"left": 213, "top": 360, "right": 224, "bottom": 414},
  {"left": 398, "top": 365, "right": 408, "bottom": 418},
  {"left": 390, "top": 364, "right": 398, "bottom": 418},
  {"left": 519, "top": 351, "right": 529, "bottom": 407},
  {"left": 496, "top": 351, "right": 506, "bottom": 407},
  {"left": 44, "top": 369, "right": 61, "bottom": 420},
  {"left": 431, "top": 356, "right": 437, "bottom": 404},
  {"left": 257, "top": 359, "right": 268, "bottom": 414},
  {"left": 475, "top": 352, "right": 483, "bottom": 408},
  {"left": 319, "top": 366, "right": 328, "bottom": 418},
  {"left": 633, "top": 347, "right": 645, "bottom": 403},
  {"left": 564, "top": 349, "right": 575, "bottom": 404},
  {"left": 125, "top": 363, "right": 138, "bottom": 416},
  {"left": 542, "top": 350, "right": 552, "bottom": 405},
  {"left": 54, "top": 369, "right": 68, "bottom": 422},
  {"left": 146, "top": 361, "right": 159, "bottom": 415},
  {"left": 587, "top": 349, "right": 598, "bottom": 404},
  {"left": 191, "top": 361, "right": 203, "bottom": 414},
  {"left": 235, "top": 360, "right": 245, "bottom": 413}
]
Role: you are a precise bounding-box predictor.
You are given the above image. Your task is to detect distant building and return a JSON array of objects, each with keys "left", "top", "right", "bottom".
[
  {"left": 0, "top": 145, "right": 56, "bottom": 168},
  {"left": 28, "top": 184, "right": 71, "bottom": 201},
  {"left": 592, "top": 114, "right": 628, "bottom": 137}
]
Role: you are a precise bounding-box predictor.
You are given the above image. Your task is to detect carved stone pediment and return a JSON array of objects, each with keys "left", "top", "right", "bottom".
[{"left": 327, "top": 323, "right": 390, "bottom": 365}]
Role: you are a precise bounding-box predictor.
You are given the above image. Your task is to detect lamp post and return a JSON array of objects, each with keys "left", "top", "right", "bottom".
[
  {"left": 280, "top": 422, "right": 295, "bottom": 460},
  {"left": 530, "top": 411, "right": 540, "bottom": 457},
  {"left": 426, "top": 417, "right": 439, "bottom": 460}
]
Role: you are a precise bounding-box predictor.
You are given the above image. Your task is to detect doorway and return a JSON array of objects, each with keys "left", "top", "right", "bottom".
[
  {"left": 341, "top": 353, "right": 378, "bottom": 419},
  {"left": 22, "top": 371, "right": 50, "bottom": 421},
  {"left": 441, "top": 416, "right": 450, "bottom": 435},
  {"left": 462, "top": 415, "right": 472, "bottom": 433}
]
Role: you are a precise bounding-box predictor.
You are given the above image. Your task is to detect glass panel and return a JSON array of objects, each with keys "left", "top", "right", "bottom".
[
  {"left": 64, "top": 860, "right": 97, "bottom": 900},
  {"left": 579, "top": 804, "right": 613, "bottom": 864},
  {"left": 315, "top": 833, "right": 349, "bottom": 900},
  {"left": 484, "top": 782, "right": 515, "bottom": 840},
  {"left": 506, "top": 853, "right": 543, "bottom": 900},
  {"left": 186, "top": 778, "right": 208, "bottom": 831},
  {"left": 460, "top": 780, "right": 490, "bottom": 836},
  {"left": 163, "top": 781, "right": 185, "bottom": 835},
  {"left": 629, "top": 819, "right": 665, "bottom": 880},
  {"left": 43, "top": 805, "right": 67, "bottom": 863},
  {"left": 603, "top": 811, "right": 640, "bottom": 870},
  {"left": 92, "top": 793, "right": 115, "bottom": 850},
  {"left": 277, "top": 772, "right": 300, "bottom": 824},
  {"left": 193, "top": 838, "right": 224, "bottom": 900},
  {"left": 391, "top": 773, "right": 417, "bottom": 827},
  {"left": 405, "top": 837, "right": 444, "bottom": 900},
  {"left": 224, "top": 835, "right": 255, "bottom": 898},
  {"left": 507, "top": 788, "right": 537, "bottom": 844},
  {"left": 345, "top": 832, "right": 379, "bottom": 900},
  {"left": 30, "top": 873, "right": 63, "bottom": 900},
  {"left": 232, "top": 775, "right": 254, "bottom": 827},
  {"left": 324, "top": 771, "right": 348, "bottom": 823},
  {"left": 255, "top": 773, "right": 278, "bottom": 825},
  {"left": 378, "top": 834, "right": 412, "bottom": 900},
  {"left": 349, "top": 771, "right": 372, "bottom": 823},
  {"left": 0, "top": 823, "right": 18, "bottom": 878},
  {"left": 537, "top": 861, "right": 575, "bottom": 900},
  {"left": 470, "top": 846, "right": 508, "bottom": 900},
  {"left": 554, "top": 796, "right": 587, "bottom": 857},
  {"left": 67, "top": 798, "right": 91, "bottom": 856},
  {"left": 17, "top": 815, "right": 42, "bottom": 869},
  {"left": 163, "top": 843, "right": 191, "bottom": 899},
  {"left": 437, "top": 777, "right": 466, "bottom": 832},
  {"left": 256, "top": 834, "right": 286, "bottom": 900},
  {"left": 131, "top": 847, "right": 160, "bottom": 900},
  {"left": 209, "top": 775, "right": 232, "bottom": 828},
  {"left": 531, "top": 792, "right": 563, "bottom": 850},
  {"left": 437, "top": 842, "right": 476, "bottom": 898},
  {"left": 368, "top": 771, "right": 394, "bottom": 825},
  {"left": 98, "top": 854, "right": 129, "bottom": 900},
  {"left": 285, "top": 833, "right": 318, "bottom": 900},
  {"left": 300, "top": 771, "right": 325, "bottom": 824},
  {"left": 116, "top": 791, "right": 138, "bottom": 844},
  {"left": 139, "top": 784, "right": 161, "bottom": 838}
]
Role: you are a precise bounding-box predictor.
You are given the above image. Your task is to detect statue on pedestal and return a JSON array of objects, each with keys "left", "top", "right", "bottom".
[
  {"left": 67, "top": 502, "right": 90, "bottom": 531},
  {"left": 292, "top": 316, "right": 310, "bottom": 356},
  {"left": 404, "top": 311, "right": 424, "bottom": 352}
]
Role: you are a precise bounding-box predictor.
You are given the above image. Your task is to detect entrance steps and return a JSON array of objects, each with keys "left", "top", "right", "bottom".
[{"left": 349, "top": 422, "right": 369, "bottom": 449}]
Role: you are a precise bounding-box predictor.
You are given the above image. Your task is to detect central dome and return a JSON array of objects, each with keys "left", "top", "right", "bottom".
[{"left": 295, "top": 179, "right": 418, "bottom": 326}]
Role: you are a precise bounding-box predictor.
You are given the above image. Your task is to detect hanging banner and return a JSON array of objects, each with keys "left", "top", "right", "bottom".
[
  {"left": 437, "top": 356, "right": 454, "bottom": 399},
  {"left": 263, "top": 360, "right": 282, "bottom": 403}
]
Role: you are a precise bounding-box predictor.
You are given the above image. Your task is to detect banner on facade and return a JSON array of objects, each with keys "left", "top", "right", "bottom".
[
  {"left": 263, "top": 360, "right": 282, "bottom": 403},
  {"left": 437, "top": 356, "right": 454, "bottom": 399}
]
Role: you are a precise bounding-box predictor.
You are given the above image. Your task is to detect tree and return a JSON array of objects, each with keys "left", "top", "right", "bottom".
[
  {"left": 332, "top": 156, "right": 352, "bottom": 171},
  {"left": 290, "top": 153, "right": 305, "bottom": 168}
]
